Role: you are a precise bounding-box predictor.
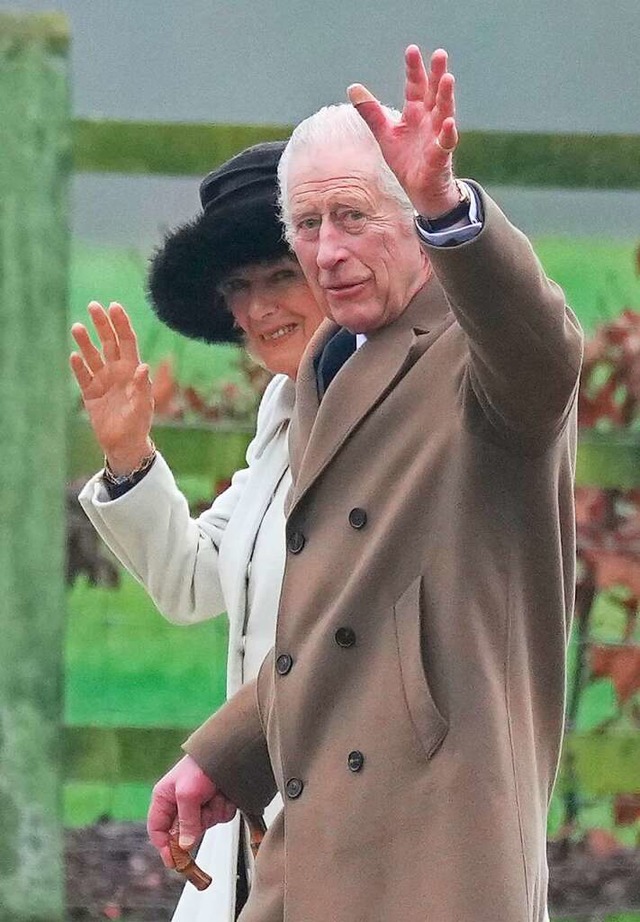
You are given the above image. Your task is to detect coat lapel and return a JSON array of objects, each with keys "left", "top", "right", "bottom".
[{"left": 289, "top": 279, "right": 452, "bottom": 513}]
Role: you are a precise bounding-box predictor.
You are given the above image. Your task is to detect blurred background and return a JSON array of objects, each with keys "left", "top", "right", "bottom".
[{"left": 1, "top": 2, "right": 639, "bottom": 919}]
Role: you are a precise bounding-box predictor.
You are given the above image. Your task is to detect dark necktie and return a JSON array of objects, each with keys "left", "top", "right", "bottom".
[{"left": 315, "top": 328, "right": 357, "bottom": 398}]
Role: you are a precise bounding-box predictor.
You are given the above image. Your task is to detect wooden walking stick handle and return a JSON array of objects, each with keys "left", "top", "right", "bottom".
[
  {"left": 168, "top": 835, "right": 212, "bottom": 891},
  {"left": 167, "top": 812, "right": 266, "bottom": 891}
]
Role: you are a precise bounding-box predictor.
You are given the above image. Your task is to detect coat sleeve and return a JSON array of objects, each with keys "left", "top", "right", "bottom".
[
  {"left": 183, "top": 651, "right": 277, "bottom": 815},
  {"left": 77, "top": 377, "right": 282, "bottom": 624},
  {"left": 424, "top": 183, "right": 583, "bottom": 441}
]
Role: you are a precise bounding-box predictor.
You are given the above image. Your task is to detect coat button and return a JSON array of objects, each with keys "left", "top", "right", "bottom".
[
  {"left": 347, "top": 750, "right": 364, "bottom": 772},
  {"left": 348, "top": 507, "right": 367, "bottom": 529},
  {"left": 285, "top": 777, "right": 304, "bottom": 799},
  {"left": 287, "top": 530, "right": 305, "bottom": 554},
  {"left": 276, "top": 653, "right": 293, "bottom": 675},
  {"left": 334, "top": 627, "right": 356, "bottom": 648}
]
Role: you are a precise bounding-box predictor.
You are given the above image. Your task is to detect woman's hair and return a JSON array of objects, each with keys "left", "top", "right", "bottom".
[{"left": 277, "top": 103, "right": 415, "bottom": 244}]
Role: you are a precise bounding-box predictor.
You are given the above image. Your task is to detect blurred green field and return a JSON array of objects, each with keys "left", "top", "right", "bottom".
[
  {"left": 65, "top": 574, "right": 228, "bottom": 729},
  {"left": 69, "top": 236, "right": 640, "bottom": 391},
  {"left": 64, "top": 571, "right": 229, "bottom": 825}
]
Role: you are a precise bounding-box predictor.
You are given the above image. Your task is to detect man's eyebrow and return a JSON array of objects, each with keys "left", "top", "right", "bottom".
[{"left": 292, "top": 195, "right": 369, "bottom": 216}]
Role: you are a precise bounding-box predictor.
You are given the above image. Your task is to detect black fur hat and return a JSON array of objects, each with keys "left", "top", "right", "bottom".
[{"left": 147, "top": 140, "right": 291, "bottom": 345}]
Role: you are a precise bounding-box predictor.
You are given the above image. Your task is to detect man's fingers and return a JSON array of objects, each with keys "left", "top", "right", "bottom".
[
  {"left": 402, "top": 45, "right": 430, "bottom": 127},
  {"left": 347, "top": 84, "right": 391, "bottom": 142},
  {"left": 347, "top": 82, "right": 376, "bottom": 107},
  {"left": 201, "top": 793, "right": 237, "bottom": 828},
  {"left": 432, "top": 72, "right": 456, "bottom": 135},
  {"left": 158, "top": 845, "right": 176, "bottom": 869},
  {"left": 435, "top": 116, "right": 458, "bottom": 157},
  {"left": 147, "top": 784, "right": 178, "bottom": 855},
  {"left": 404, "top": 44, "right": 429, "bottom": 103},
  {"left": 426, "top": 48, "right": 449, "bottom": 110}
]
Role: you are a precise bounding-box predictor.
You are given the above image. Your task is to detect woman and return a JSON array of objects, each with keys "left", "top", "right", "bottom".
[{"left": 69, "top": 141, "right": 326, "bottom": 921}]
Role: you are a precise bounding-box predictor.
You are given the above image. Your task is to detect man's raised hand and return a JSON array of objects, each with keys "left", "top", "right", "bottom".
[{"left": 348, "top": 45, "right": 460, "bottom": 218}]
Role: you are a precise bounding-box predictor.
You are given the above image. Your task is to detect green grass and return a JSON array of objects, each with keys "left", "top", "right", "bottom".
[
  {"left": 534, "top": 237, "right": 640, "bottom": 333},
  {"left": 65, "top": 572, "right": 228, "bottom": 728},
  {"left": 64, "top": 572, "right": 229, "bottom": 826}
]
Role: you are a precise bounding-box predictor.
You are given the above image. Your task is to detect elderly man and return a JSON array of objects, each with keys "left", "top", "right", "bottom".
[{"left": 149, "top": 45, "right": 582, "bottom": 921}]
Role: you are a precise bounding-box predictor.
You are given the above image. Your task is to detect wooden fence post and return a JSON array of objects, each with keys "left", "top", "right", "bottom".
[{"left": 0, "top": 12, "right": 70, "bottom": 920}]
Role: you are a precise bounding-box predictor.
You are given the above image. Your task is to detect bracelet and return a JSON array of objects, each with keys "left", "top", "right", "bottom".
[{"left": 103, "top": 441, "right": 157, "bottom": 486}]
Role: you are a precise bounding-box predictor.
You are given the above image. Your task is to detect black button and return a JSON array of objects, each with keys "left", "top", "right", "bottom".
[
  {"left": 276, "top": 653, "right": 293, "bottom": 676},
  {"left": 287, "top": 530, "right": 305, "bottom": 554},
  {"left": 347, "top": 750, "right": 364, "bottom": 772},
  {"left": 348, "top": 507, "right": 367, "bottom": 529},
  {"left": 334, "top": 627, "right": 356, "bottom": 648},
  {"left": 285, "top": 777, "right": 304, "bottom": 799}
]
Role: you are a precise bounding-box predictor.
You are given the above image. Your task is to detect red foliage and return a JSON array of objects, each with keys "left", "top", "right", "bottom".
[
  {"left": 614, "top": 793, "right": 640, "bottom": 826},
  {"left": 590, "top": 645, "right": 640, "bottom": 705},
  {"left": 574, "top": 309, "right": 640, "bottom": 720},
  {"left": 147, "top": 353, "right": 272, "bottom": 424},
  {"left": 579, "top": 309, "right": 640, "bottom": 428}
]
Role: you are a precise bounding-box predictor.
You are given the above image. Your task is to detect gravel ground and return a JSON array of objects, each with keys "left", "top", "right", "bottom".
[{"left": 65, "top": 821, "right": 640, "bottom": 921}]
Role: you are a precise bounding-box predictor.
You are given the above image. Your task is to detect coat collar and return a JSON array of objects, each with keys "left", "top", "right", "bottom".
[
  {"left": 288, "top": 277, "right": 452, "bottom": 512},
  {"left": 251, "top": 375, "right": 296, "bottom": 460}
]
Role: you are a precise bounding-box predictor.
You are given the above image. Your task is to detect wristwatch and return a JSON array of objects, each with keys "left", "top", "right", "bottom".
[{"left": 416, "top": 180, "right": 472, "bottom": 233}]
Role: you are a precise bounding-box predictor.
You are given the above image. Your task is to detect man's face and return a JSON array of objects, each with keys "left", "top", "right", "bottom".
[{"left": 287, "top": 143, "right": 431, "bottom": 333}]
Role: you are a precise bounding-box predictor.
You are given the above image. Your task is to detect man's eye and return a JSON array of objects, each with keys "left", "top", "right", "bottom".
[
  {"left": 296, "top": 217, "right": 321, "bottom": 233},
  {"left": 336, "top": 209, "right": 368, "bottom": 232}
]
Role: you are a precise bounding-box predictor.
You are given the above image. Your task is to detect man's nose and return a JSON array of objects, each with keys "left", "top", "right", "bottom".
[{"left": 316, "top": 221, "right": 347, "bottom": 271}]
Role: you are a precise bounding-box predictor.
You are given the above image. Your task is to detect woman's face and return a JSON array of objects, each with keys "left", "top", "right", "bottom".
[{"left": 218, "top": 256, "right": 325, "bottom": 379}]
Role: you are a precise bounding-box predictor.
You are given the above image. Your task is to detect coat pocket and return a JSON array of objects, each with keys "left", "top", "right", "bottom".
[{"left": 392, "top": 575, "right": 448, "bottom": 761}]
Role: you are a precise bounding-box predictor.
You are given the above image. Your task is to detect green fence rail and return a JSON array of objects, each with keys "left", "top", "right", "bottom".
[
  {"left": 69, "top": 416, "right": 640, "bottom": 488},
  {"left": 73, "top": 117, "right": 640, "bottom": 190}
]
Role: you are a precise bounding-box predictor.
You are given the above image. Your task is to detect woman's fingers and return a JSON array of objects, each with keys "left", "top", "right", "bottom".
[
  {"left": 109, "top": 302, "right": 142, "bottom": 364},
  {"left": 71, "top": 322, "right": 104, "bottom": 374},
  {"left": 88, "top": 301, "right": 121, "bottom": 363},
  {"left": 131, "top": 364, "right": 154, "bottom": 414},
  {"left": 69, "top": 351, "right": 93, "bottom": 391}
]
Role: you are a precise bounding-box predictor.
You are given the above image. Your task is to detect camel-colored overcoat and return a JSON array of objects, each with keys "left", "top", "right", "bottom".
[{"left": 185, "top": 187, "right": 583, "bottom": 922}]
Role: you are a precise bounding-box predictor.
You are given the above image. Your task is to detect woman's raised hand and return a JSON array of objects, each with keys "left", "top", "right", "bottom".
[{"left": 70, "top": 302, "right": 155, "bottom": 475}]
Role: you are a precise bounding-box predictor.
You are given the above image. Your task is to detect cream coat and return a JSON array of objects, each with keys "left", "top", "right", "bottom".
[
  {"left": 78, "top": 373, "right": 295, "bottom": 921},
  {"left": 185, "top": 187, "right": 583, "bottom": 922}
]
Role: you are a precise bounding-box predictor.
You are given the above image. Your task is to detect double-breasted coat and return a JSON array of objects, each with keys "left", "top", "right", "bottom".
[
  {"left": 185, "top": 186, "right": 583, "bottom": 922},
  {"left": 79, "top": 373, "right": 294, "bottom": 921}
]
